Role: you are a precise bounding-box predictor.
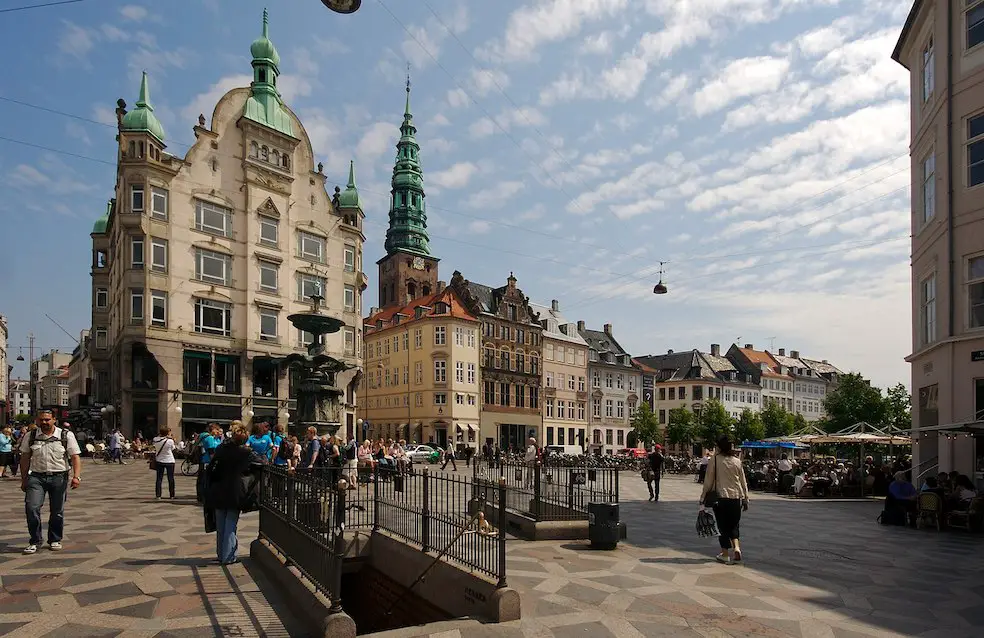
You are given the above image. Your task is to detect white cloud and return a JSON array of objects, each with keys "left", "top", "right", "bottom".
[
  {"left": 401, "top": 4, "right": 469, "bottom": 68},
  {"left": 66, "top": 121, "right": 91, "bottom": 145},
  {"left": 356, "top": 122, "right": 397, "bottom": 162},
  {"left": 469, "top": 106, "right": 547, "bottom": 138},
  {"left": 468, "top": 220, "right": 492, "bottom": 234},
  {"left": 182, "top": 74, "right": 251, "bottom": 123},
  {"left": 447, "top": 88, "right": 470, "bottom": 109},
  {"left": 581, "top": 31, "right": 614, "bottom": 55},
  {"left": 478, "top": 0, "right": 628, "bottom": 62},
  {"left": 429, "top": 113, "right": 451, "bottom": 127},
  {"left": 58, "top": 22, "right": 95, "bottom": 59},
  {"left": 646, "top": 72, "right": 690, "bottom": 110},
  {"left": 119, "top": 5, "right": 148, "bottom": 21},
  {"left": 430, "top": 162, "right": 479, "bottom": 189},
  {"left": 468, "top": 117, "right": 496, "bottom": 138},
  {"left": 470, "top": 68, "right": 509, "bottom": 96},
  {"left": 692, "top": 56, "right": 790, "bottom": 116},
  {"left": 465, "top": 180, "right": 525, "bottom": 209}
]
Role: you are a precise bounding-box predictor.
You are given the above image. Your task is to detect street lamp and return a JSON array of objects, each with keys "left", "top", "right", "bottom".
[
  {"left": 653, "top": 261, "right": 669, "bottom": 295},
  {"left": 320, "top": 0, "right": 361, "bottom": 13}
]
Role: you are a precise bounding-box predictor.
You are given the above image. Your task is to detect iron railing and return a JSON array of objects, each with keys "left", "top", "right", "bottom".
[
  {"left": 258, "top": 464, "right": 509, "bottom": 600},
  {"left": 473, "top": 459, "right": 619, "bottom": 521}
]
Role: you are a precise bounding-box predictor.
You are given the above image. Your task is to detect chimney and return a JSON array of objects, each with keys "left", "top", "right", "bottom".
[
  {"left": 778, "top": 348, "right": 785, "bottom": 356},
  {"left": 744, "top": 344, "right": 753, "bottom": 350},
  {"left": 791, "top": 350, "right": 800, "bottom": 358},
  {"left": 577, "top": 320, "right": 586, "bottom": 332},
  {"left": 551, "top": 299, "right": 559, "bottom": 312},
  {"left": 822, "top": 359, "right": 828, "bottom": 364},
  {"left": 436, "top": 280, "right": 446, "bottom": 293},
  {"left": 667, "top": 349, "right": 674, "bottom": 355},
  {"left": 603, "top": 323, "right": 612, "bottom": 335},
  {"left": 710, "top": 344, "right": 720, "bottom": 356}
]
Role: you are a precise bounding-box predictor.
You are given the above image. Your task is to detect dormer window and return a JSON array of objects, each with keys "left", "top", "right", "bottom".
[{"left": 434, "top": 302, "right": 448, "bottom": 314}]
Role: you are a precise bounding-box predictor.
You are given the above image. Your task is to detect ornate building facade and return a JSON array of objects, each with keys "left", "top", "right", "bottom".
[
  {"left": 87, "top": 11, "right": 365, "bottom": 438},
  {"left": 531, "top": 300, "right": 588, "bottom": 450},
  {"left": 450, "top": 272, "right": 543, "bottom": 451},
  {"left": 579, "top": 322, "right": 639, "bottom": 454}
]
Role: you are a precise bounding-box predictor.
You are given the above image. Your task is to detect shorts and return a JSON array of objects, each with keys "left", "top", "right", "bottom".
[
  {"left": 345, "top": 459, "right": 358, "bottom": 472},
  {"left": 0, "top": 451, "right": 11, "bottom": 468}
]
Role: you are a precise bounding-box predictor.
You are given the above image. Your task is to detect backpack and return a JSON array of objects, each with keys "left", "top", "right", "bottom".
[
  {"left": 189, "top": 436, "right": 205, "bottom": 464},
  {"left": 29, "top": 427, "right": 71, "bottom": 464},
  {"left": 345, "top": 441, "right": 357, "bottom": 461},
  {"left": 276, "top": 436, "right": 294, "bottom": 462},
  {"left": 314, "top": 442, "right": 332, "bottom": 467}
]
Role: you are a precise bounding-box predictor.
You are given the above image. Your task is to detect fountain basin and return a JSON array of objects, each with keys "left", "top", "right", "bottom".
[{"left": 287, "top": 312, "right": 346, "bottom": 336}]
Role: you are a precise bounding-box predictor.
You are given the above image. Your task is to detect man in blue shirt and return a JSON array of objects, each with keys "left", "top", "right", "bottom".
[
  {"left": 271, "top": 423, "right": 289, "bottom": 467},
  {"left": 196, "top": 423, "right": 222, "bottom": 503},
  {"left": 300, "top": 426, "right": 320, "bottom": 471}
]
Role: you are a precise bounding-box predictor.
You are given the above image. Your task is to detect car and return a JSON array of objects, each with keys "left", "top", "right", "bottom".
[
  {"left": 407, "top": 445, "right": 440, "bottom": 463},
  {"left": 618, "top": 448, "right": 647, "bottom": 459}
]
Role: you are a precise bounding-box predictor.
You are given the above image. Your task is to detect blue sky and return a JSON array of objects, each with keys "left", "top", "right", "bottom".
[{"left": 1, "top": 0, "right": 913, "bottom": 389}]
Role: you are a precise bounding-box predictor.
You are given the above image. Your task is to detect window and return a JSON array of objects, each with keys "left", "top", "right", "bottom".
[
  {"left": 546, "top": 427, "right": 554, "bottom": 445},
  {"left": 195, "top": 200, "right": 233, "bottom": 237},
  {"left": 545, "top": 343, "right": 554, "bottom": 360},
  {"left": 546, "top": 399, "right": 554, "bottom": 418},
  {"left": 467, "top": 363, "right": 476, "bottom": 384},
  {"left": 922, "top": 37, "right": 934, "bottom": 102},
  {"left": 678, "top": 386, "right": 686, "bottom": 400},
  {"left": 259, "top": 260, "right": 278, "bottom": 292},
  {"left": 344, "top": 245, "right": 356, "bottom": 272},
  {"left": 196, "top": 248, "right": 230, "bottom": 285},
  {"left": 659, "top": 387, "right": 666, "bottom": 400},
  {"left": 616, "top": 374, "right": 624, "bottom": 389},
  {"left": 468, "top": 330, "right": 476, "bottom": 348},
  {"left": 617, "top": 430, "right": 624, "bottom": 446},
  {"left": 969, "top": 1, "right": 984, "bottom": 50},
  {"left": 658, "top": 409, "right": 666, "bottom": 424},
  {"left": 434, "top": 392, "right": 447, "bottom": 406},
  {"left": 130, "top": 288, "right": 144, "bottom": 322},
  {"left": 195, "top": 298, "right": 231, "bottom": 336},
  {"left": 456, "top": 362, "right": 464, "bottom": 383},
  {"left": 923, "top": 152, "right": 936, "bottom": 223},
  {"left": 131, "top": 237, "right": 144, "bottom": 268},
  {"left": 95, "top": 288, "right": 108, "bottom": 309},
  {"left": 298, "top": 274, "right": 326, "bottom": 301},
  {"left": 415, "top": 361, "right": 423, "bottom": 384},
  {"left": 434, "top": 360, "right": 446, "bottom": 383},
  {"left": 214, "top": 355, "right": 240, "bottom": 394},
  {"left": 921, "top": 273, "right": 937, "bottom": 345},
  {"left": 546, "top": 372, "right": 554, "bottom": 388},
  {"left": 557, "top": 400, "right": 566, "bottom": 419},
  {"left": 131, "top": 184, "right": 144, "bottom": 212},
  {"left": 605, "top": 372, "right": 613, "bottom": 388},
  {"left": 259, "top": 217, "right": 279, "bottom": 246},
  {"left": 969, "top": 257, "right": 984, "bottom": 328},
  {"left": 151, "top": 187, "right": 168, "bottom": 220},
  {"left": 605, "top": 399, "right": 613, "bottom": 417},
  {"left": 344, "top": 328, "right": 355, "bottom": 355},
  {"left": 970, "top": 113, "right": 984, "bottom": 187},
  {"left": 578, "top": 376, "right": 586, "bottom": 392},
  {"left": 260, "top": 308, "right": 278, "bottom": 341},
  {"left": 606, "top": 429, "right": 613, "bottom": 445},
  {"left": 434, "top": 326, "right": 446, "bottom": 346},
  {"left": 592, "top": 372, "right": 600, "bottom": 388},
  {"left": 150, "top": 290, "right": 166, "bottom": 327},
  {"left": 95, "top": 328, "right": 108, "bottom": 349},
  {"left": 568, "top": 375, "right": 576, "bottom": 391},
  {"left": 592, "top": 399, "right": 601, "bottom": 418},
  {"left": 415, "top": 329, "right": 423, "bottom": 348},
  {"left": 500, "top": 383, "right": 510, "bottom": 406},
  {"left": 669, "top": 387, "right": 676, "bottom": 400},
  {"left": 616, "top": 400, "right": 625, "bottom": 419},
  {"left": 150, "top": 238, "right": 167, "bottom": 272},
  {"left": 298, "top": 231, "right": 325, "bottom": 262},
  {"left": 577, "top": 402, "right": 585, "bottom": 420}
]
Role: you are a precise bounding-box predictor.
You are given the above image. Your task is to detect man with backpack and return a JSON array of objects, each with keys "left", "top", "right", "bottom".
[
  {"left": 19, "top": 409, "right": 82, "bottom": 554},
  {"left": 272, "top": 423, "right": 292, "bottom": 468}
]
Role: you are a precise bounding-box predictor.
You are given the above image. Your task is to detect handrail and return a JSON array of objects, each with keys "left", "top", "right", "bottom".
[
  {"left": 916, "top": 460, "right": 940, "bottom": 482},
  {"left": 913, "top": 455, "right": 939, "bottom": 471}
]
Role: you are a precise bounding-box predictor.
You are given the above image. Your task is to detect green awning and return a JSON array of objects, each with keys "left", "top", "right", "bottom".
[
  {"left": 183, "top": 351, "right": 211, "bottom": 360},
  {"left": 215, "top": 354, "right": 240, "bottom": 364}
]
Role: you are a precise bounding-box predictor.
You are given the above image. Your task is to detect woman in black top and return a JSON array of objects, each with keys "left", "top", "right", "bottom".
[{"left": 204, "top": 423, "right": 255, "bottom": 565}]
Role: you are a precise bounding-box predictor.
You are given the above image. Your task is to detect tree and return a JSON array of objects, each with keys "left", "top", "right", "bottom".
[
  {"left": 665, "top": 407, "right": 696, "bottom": 447},
  {"left": 734, "top": 408, "right": 765, "bottom": 443},
  {"left": 822, "top": 372, "right": 886, "bottom": 432},
  {"left": 13, "top": 413, "right": 33, "bottom": 426},
  {"left": 698, "top": 399, "right": 734, "bottom": 449},
  {"left": 629, "top": 403, "right": 663, "bottom": 447},
  {"left": 762, "top": 401, "right": 795, "bottom": 438},
  {"left": 883, "top": 383, "right": 911, "bottom": 434},
  {"left": 791, "top": 413, "right": 808, "bottom": 432}
]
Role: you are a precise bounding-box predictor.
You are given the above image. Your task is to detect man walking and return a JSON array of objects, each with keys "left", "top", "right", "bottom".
[
  {"left": 647, "top": 444, "right": 665, "bottom": 501},
  {"left": 20, "top": 409, "right": 82, "bottom": 554},
  {"left": 441, "top": 441, "right": 458, "bottom": 471},
  {"left": 524, "top": 437, "right": 538, "bottom": 488},
  {"left": 108, "top": 427, "right": 125, "bottom": 464}
]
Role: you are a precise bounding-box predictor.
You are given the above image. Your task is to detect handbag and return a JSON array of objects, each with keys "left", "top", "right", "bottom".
[
  {"left": 148, "top": 457, "right": 157, "bottom": 471},
  {"left": 204, "top": 507, "right": 216, "bottom": 533},
  {"left": 703, "top": 455, "right": 720, "bottom": 508},
  {"left": 696, "top": 509, "right": 718, "bottom": 537}
]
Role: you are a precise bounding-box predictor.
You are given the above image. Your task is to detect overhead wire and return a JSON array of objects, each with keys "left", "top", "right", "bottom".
[{"left": 0, "top": 0, "right": 88, "bottom": 14}]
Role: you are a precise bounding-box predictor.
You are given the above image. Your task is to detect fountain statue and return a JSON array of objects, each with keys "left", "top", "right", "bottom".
[{"left": 273, "top": 289, "right": 354, "bottom": 437}]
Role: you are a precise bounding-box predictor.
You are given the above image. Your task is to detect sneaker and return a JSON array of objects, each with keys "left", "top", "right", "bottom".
[
  {"left": 23, "top": 544, "right": 38, "bottom": 555},
  {"left": 49, "top": 542, "right": 63, "bottom": 551},
  {"left": 732, "top": 550, "right": 742, "bottom": 564},
  {"left": 715, "top": 552, "right": 730, "bottom": 564}
]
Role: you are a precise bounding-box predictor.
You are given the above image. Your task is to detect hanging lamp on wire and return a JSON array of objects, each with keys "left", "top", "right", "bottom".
[
  {"left": 653, "top": 262, "right": 669, "bottom": 295},
  {"left": 321, "top": 0, "right": 362, "bottom": 13},
  {"left": 16, "top": 347, "right": 24, "bottom": 362}
]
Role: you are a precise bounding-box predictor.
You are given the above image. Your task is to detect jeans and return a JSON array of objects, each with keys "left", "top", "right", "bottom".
[
  {"left": 647, "top": 478, "right": 661, "bottom": 501},
  {"left": 215, "top": 509, "right": 240, "bottom": 564},
  {"left": 442, "top": 455, "right": 457, "bottom": 471},
  {"left": 25, "top": 472, "right": 68, "bottom": 545},
  {"left": 713, "top": 498, "right": 742, "bottom": 550},
  {"left": 155, "top": 462, "right": 175, "bottom": 498}
]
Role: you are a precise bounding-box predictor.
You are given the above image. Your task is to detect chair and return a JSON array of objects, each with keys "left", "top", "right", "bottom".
[
  {"left": 947, "top": 496, "right": 984, "bottom": 532},
  {"left": 916, "top": 492, "right": 942, "bottom": 530}
]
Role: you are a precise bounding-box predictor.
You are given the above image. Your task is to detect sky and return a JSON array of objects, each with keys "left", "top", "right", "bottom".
[{"left": 0, "top": 0, "right": 914, "bottom": 390}]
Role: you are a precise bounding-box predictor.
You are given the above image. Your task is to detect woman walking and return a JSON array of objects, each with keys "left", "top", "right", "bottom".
[
  {"left": 204, "top": 423, "right": 254, "bottom": 565},
  {"left": 700, "top": 434, "right": 749, "bottom": 564},
  {"left": 152, "top": 426, "right": 177, "bottom": 499},
  {"left": 0, "top": 427, "right": 14, "bottom": 478}
]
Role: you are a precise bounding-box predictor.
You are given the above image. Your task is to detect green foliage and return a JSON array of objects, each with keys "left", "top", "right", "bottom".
[
  {"left": 761, "top": 401, "right": 795, "bottom": 438},
  {"left": 698, "top": 398, "right": 734, "bottom": 449},
  {"left": 884, "top": 383, "right": 911, "bottom": 433},
  {"left": 665, "top": 407, "right": 696, "bottom": 446},
  {"left": 13, "top": 413, "right": 33, "bottom": 425},
  {"left": 734, "top": 408, "right": 765, "bottom": 443},
  {"left": 822, "top": 372, "right": 886, "bottom": 432},
  {"left": 629, "top": 403, "right": 663, "bottom": 447},
  {"left": 791, "top": 412, "right": 808, "bottom": 432}
]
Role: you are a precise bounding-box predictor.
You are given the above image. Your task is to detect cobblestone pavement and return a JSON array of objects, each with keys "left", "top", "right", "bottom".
[{"left": 3, "top": 465, "right": 984, "bottom": 637}]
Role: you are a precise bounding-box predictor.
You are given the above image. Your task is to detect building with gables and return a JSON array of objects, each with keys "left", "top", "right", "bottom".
[
  {"left": 579, "top": 322, "right": 640, "bottom": 454},
  {"left": 449, "top": 272, "right": 543, "bottom": 451},
  {"left": 531, "top": 300, "right": 588, "bottom": 451},
  {"left": 87, "top": 11, "right": 365, "bottom": 438}
]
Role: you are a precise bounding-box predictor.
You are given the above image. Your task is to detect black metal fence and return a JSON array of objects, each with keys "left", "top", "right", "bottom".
[
  {"left": 258, "top": 464, "right": 508, "bottom": 606},
  {"left": 472, "top": 459, "right": 619, "bottom": 521}
]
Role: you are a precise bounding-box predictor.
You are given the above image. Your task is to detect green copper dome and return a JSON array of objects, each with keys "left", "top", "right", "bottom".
[
  {"left": 121, "top": 72, "right": 165, "bottom": 143},
  {"left": 384, "top": 79, "right": 431, "bottom": 257},
  {"left": 92, "top": 201, "right": 111, "bottom": 234},
  {"left": 337, "top": 160, "right": 363, "bottom": 208},
  {"left": 250, "top": 8, "right": 280, "bottom": 68}
]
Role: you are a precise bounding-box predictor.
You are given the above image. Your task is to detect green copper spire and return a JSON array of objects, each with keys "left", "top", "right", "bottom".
[
  {"left": 384, "top": 76, "right": 431, "bottom": 257},
  {"left": 120, "top": 71, "right": 165, "bottom": 144},
  {"left": 92, "top": 200, "right": 111, "bottom": 234},
  {"left": 337, "top": 160, "right": 363, "bottom": 208},
  {"left": 243, "top": 8, "right": 293, "bottom": 137}
]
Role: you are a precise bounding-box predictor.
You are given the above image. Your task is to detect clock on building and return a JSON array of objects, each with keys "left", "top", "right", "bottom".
[{"left": 412, "top": 256, "right": 425, "bottom": 270}]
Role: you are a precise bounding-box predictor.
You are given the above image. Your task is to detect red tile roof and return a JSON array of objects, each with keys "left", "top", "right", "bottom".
[
  {"left": 738, "top": 348, "right": 785, "bottom": 378},
  {"left": 364, "top": 287, "right": 477, "bottom": 335}
]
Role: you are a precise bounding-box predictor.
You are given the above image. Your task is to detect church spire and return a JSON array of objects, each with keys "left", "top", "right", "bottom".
[
  {"left": 384, "top": 76, "right": 431, "bottom": 257},
  {"left": 243, "top": 8, "right": 293, "bottom": 137}
]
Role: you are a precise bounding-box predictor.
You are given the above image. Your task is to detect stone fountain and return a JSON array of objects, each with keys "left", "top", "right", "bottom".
[{"left": 275, "top": 291, "right": 354, "bottom": 438}]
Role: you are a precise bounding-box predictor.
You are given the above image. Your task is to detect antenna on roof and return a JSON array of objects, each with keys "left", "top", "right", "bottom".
[{"left": 768, "top": 336, "right": 776, "bottom": 350}]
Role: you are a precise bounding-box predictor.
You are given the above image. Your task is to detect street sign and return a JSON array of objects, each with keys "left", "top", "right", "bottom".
[{"left": 973, "top": 350, "right": 984, "bottom": 362}]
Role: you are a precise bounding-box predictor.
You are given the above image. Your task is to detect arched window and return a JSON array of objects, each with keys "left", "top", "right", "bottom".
[
  {"left": 422, "top": 285, "right": 431, "bottom": 296},
  {"left": 484, "top": 346, "right": 494, "bottom": 368},
  {"left": 250, "top": 141, "right": 259, "bottom": 158},
  {"left": 501, "top": 348, "right": 511, "bottom": 371},
  {"left": 272, "top": 150, "right": 280, "bottom": 167},
  {"left": 128, "top": 141, "right": 135, "bottom": 157},
  {"left": 516, "top": 349, "right": 526, "bottom": 373},
  {"left": 138, "top": 141, "right": 145, "bottom": 158},
  {"left": 282, "top": 154, "right": 289, "bottom": 169},
  {"left": 407, "top": 282, "right": 417, "bottom": 298},
  {"left": 261, "top": 146, "right": 269, "bottom": 161}
]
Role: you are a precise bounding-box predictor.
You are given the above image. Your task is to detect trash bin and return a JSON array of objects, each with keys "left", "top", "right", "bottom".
[{"left": 588, "top": 502, "right": 620, "bottom": 550}]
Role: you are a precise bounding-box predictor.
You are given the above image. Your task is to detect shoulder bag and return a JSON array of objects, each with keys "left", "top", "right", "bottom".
[{"left": 703, "top": 454, "right": 720, "bottom": 508}]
